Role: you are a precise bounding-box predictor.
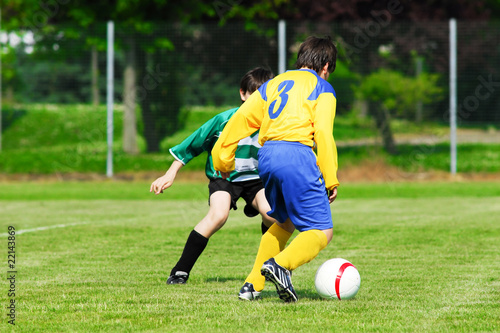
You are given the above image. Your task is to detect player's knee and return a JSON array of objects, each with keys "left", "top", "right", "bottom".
[
  {"left": 209, "top": 210, "right": 229, "bottom": 225},
  {"left": 262, "top": 215, "right": 275, "bottom": 227},
  {"left": 322, "top": 228, "right": 333, "bottom": 243}
]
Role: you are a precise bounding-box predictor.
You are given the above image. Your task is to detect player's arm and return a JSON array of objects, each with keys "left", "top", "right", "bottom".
[
  {"left": 151, "top": 113, "right": 230, "bottom": 194},
  {"left": 328, "top": 187, "right": 338, "bottom": 203},
  {"left": 212, "top": 92, "right": 265, "bottom": 173},
  {"left": 314, "top": 92, "right": 340, "bottom": 191},
  {"left": 150, "top": 160, "right": 184, "bottom": 194}
]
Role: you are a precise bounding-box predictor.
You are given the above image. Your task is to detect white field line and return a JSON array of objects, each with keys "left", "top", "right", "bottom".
[{"left": 0, "top": 222, "right": 89, "bottom": 237}]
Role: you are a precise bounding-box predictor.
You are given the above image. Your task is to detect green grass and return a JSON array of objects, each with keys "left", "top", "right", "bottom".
[
  {"left": 0, "top": 181, "right": 499, "bottom": 332},
  {"left": 2, "top": 103, "right": 499, "bottom": 175}
]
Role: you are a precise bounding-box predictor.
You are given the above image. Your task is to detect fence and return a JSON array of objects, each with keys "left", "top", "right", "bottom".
[{"left": 1, "top": 19, "right": 499, "bottom": 174}]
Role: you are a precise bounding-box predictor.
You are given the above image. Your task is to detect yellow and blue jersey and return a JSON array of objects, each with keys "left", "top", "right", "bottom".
[{"left": 212, "top": 68, "right": 339, "bottom": 190}]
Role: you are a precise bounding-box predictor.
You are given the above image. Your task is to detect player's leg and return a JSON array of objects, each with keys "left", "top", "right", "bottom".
[
  {"left": 252, "top": 188, "right": 276, "bottom": 233},
  {"left": 259, "top": 141, "right": 333, "bottom": 301},
  {"left": 274, "top": 228, "right": 331, "bottom": 270},
  {"left": 167, "top": 189, "right": 232, "bottom": 284},
  {"left": 260, "top": 228, "right": 332, "bottom": 302},
  {"left": 238, "top": 219, "right": 294, "bottom": 300},
  {"left": 271, "top": 173, "right": 333, "bottom": 272},
  {"left": 194, "top": 191, "right": 232, "bottom": 238},
  {"left": 240, "top": 180, "right": 275, "bottom": 234},
  {"left": 238, "top": 170, "right": 295, "bottom": 299}
]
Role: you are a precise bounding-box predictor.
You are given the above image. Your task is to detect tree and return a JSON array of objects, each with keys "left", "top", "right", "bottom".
[
  {"left": 3, "top": 0, "right": 289, "bottom": 153},
  {"left": 268, "top": 0, "right": 498, "bottom": 150},
  {"left": 3, "top": 1, "right": 213, "bottom": 153},
  {"left": 356, "top": 69, "right": 444, "bottom": 154}
]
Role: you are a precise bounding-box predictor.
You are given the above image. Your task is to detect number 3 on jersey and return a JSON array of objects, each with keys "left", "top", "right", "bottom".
[{"left": 268, "top": 80, "right": 294, "bottom": 119}]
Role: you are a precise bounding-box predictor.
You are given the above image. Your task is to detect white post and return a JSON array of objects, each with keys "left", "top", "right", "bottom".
[
  {"left": 278, "top": 20, "right": 286, "bottom": 74},
  {"left": 106, "top": 21, "right": 114, "bottom": 178},
  {"left": 449, "top": 18, "right": 457, "bottom": 175}
]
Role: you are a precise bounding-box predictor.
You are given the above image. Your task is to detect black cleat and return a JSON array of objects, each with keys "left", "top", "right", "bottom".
[
  {"left": 261, "top": 258, "right": 297, "bottom": 302},
  {"left": 167, "top": 271, "right": 189, "bottom": 284},
  {"left": 238, "top": 282, "right": 262, "bottom": 301}
]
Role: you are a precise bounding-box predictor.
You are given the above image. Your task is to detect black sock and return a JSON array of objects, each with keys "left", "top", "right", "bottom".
[
  {"left": 261, "top": 222, "right": 270, "bottom": 235},
  {"left": 171, "top": 230, "right": 208, "bottom": 276}
]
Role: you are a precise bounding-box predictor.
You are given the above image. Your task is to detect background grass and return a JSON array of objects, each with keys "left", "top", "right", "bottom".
[
  {"left": 1, "top": 180, "right": 499, "bottom": 332},
  {"left": 1, "top": 103, "right": 499, "bottom": 174}
]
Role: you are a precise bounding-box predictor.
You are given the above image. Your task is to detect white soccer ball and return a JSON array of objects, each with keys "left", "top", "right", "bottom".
[{"left": 315, "top": 258, "right": 361, "bottom": 300}]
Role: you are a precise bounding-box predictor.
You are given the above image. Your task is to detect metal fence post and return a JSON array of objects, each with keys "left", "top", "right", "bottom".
[
  {"left": 278, "top": 20, "right": 286, "bottom": 74},
  {"left": 449, "top": 18, "right": 457, "bottom": 175},
  {"left": 106, "top": 21, "right": 115, "bottom": 178}
]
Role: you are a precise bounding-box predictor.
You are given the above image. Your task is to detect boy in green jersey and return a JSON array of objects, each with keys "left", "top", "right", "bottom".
[{"left": 150, "top": 68, "right": 279, "bottom": 290}]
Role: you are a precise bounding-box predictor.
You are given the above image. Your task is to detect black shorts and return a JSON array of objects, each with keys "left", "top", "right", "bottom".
[{"left": 208, "top": 178, "right": 264, "bottom": 217}]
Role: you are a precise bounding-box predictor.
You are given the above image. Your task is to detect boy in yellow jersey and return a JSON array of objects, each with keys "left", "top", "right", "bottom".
[{"left": 212, "top": 36, "right": 339, "bottom": 302}]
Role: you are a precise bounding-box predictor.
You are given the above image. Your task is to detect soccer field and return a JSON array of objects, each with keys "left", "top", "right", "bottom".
[{"left": 1, "top": 180, "right": 499, "bottom": 332}]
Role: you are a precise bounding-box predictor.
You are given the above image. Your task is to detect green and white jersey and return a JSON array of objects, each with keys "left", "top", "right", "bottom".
[{"left": 169, "top": 108, "right": 260, "bottom": 182}]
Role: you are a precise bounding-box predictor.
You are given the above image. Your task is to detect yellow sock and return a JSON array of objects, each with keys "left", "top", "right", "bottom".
[
  {"left": 274, "top": 229, "right": 328, "bottom": 271},
  {"left": 245, "top": 223, "right": 292, "bottom": 291}
]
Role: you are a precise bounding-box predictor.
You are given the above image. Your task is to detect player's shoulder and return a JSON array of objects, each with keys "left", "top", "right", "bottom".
[{"left": 303, "top": 71, "right": 336, "bottom": 100}]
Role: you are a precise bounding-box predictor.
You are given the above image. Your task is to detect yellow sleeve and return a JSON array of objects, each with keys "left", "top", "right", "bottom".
[
  {"left": 212, "top": 91, "right": 265, "bottom": 173},
  {"left": 313, "top": 93, "right": 339, "bottom": 190}
]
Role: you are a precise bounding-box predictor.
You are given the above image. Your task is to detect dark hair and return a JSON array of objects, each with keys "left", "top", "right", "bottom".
[
  {"left": 240, "top": 67, "right": 274, "bottom": 94},
  {"left": 295, "top": 36, "right": 337, "bottom": 74}
]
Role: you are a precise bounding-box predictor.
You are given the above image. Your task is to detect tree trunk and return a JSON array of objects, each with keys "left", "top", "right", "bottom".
[
  {"left": 136, "top": 44, "right": 184, "bottom": 153},
  {"left": 122, "top": 37, "right": 139, "bottom": 154},
  {"left": 353, "top": 99, "right": 368, "bottom": 118},
  {"left": 369, "top": 102, "right": 398, "bottom": 155},
  {"left": 138, "top": 50, "right": 161, "bottom": 153},
  {"left": 91, "top": 45, "right": 99, "bottom": 106},
  {"left": 5, "top": 86, "right": 14, "bottom": 103},
  {"left": 141, "top": 99, "right": 160, "bottom": 153}
]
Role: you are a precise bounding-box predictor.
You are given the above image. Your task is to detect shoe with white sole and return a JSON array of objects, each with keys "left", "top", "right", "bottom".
[
  {"left": 238, "top": 282, "right": 261, "bottom": 301},
  {"left": 260, "top": 258, "right": 297, "bottom": 302},
  {"left": 167, "top": 271, "right": 189, "bottom": 284}
]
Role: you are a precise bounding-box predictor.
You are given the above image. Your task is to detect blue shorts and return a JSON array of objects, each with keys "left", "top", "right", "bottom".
[{"left": 258, "top": 141, "right": 333, "bottom": 232}]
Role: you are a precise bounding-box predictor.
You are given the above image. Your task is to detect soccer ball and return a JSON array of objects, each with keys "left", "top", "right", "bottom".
[{"left": 315, "top": 258, "right": 361, "bottom": 300}]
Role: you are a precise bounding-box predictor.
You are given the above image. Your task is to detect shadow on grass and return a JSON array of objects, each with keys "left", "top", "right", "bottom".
[
  {"left": 1, "top": 106, "right": 27, "bottom": 131},
  {"left": 238, "top": 289, "right": 324, "bottom": 302},
  {"left": 204, "top": 276, "right": 326, "bottom": 301},
  {"left": 205, "top": 277, "right": 243, "bottom": 283}
]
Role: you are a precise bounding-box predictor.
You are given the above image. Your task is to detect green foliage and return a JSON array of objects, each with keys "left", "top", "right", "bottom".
[
  {"left": 215, "top": 0, "right": 287, "bottom": 25},
  {"left": 329, "top": 60, "right": 360, "bottom": 113},
  {"left": 1, "top": 45, "right": 19, "bottom": 83},
  {"left": 137, "top": 46, "right": 186, "bottom": 152},
  {"left": 18, "top": 61, "right": 98, "bottom": 103},
  {"left": 0, "top": 105, "right": 27, "bottom": 131},
  {"left": 389, "top": 143, "right": 500, "bottom": 173},
  {"left": 183, "top": 69, "right": 240, "bottom": 106},
  {"left": 1, "top": 45, "right": 23, "bottom": 95},
  {"left": 1, "top": 104, "right": 116, "bottom": 149},
  {"left": 356, "top": 69, "right": 444, "bottom": 117}
]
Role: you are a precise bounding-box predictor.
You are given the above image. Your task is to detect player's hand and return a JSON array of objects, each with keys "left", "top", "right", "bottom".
[
  {"left": 150, "top": 174, "right": 175, "bottom": 195},
  {"left": 328, "top": 187, "right": 338, "bottom": 204},
  {"left": 217, "top": 171, "right": 230, "bottom": 180}
]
